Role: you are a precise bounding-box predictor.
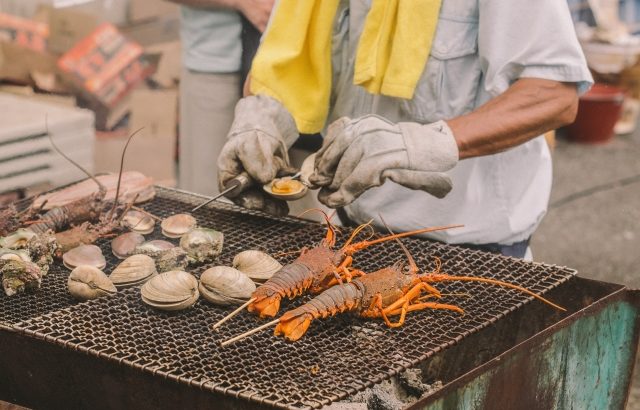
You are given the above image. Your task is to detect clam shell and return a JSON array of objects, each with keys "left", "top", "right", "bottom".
[
  {"left": 135, "top": 240, "right": 175, "bottom": 253},
  {"left": 232, "top": 250, "right": 282, "bottom": 282},
  {"left": 199, "top": 266, "right": 256, "bottom": 306},
  {"left": 122, "top": 210, "right": 155, "bottom": 234},
  {"left": 141, "top": 270, "right": 199, "bottom": 311},
  {"left": 110, "top": 254, "right": 157, "bottom": 288},
  {"left": 179, "top": 228, "right": 223, "bottom": 264},
  {"left": 111, "top": 232, "right": 145, "bottom": 259},
  {"left": 161, "top": 214, "right": 196, "bottom": 238},
  {"left": 68, "top": 265, "right": 117, "bottom": 301},
  {"left": 0, "top": 229, "right": 37, "bottom": 249},
  {"left": 63, "top": 245, "right": 106, "bottom": 270}
]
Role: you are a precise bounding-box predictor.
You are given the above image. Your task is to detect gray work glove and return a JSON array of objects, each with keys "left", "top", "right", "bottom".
[
  {"left": 309, "top": 115, "right": 459, "bottom": 208},
  {"left": 217, "top": 95, "right": 299, "bottom": 216}
]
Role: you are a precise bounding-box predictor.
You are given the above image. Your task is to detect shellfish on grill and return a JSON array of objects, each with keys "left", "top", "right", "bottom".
[
  {"left": 121, "top": 210, "right": 155, "bottom": 234},
  {"left": 179, "top": 228, "right": 223, "bottom": 264},
  {"left": 134, "top": 246, "right": 188, "bottom": 273},
  {"left": 160, "top": 214, "right": 196, "bottom": 238},
  {"left": 0, "top": 256, "right": 42, "bottom": 296},
  {"left": 68, "top": 265, "right": 117, "bottom": 301},
  {"left": 199, "top": 266, "right": 256, "bottom": 306},
  {"left": 135, "top": 240, "right": 175, "bottom": 253},
  {"left": 111, "top": 232, "right": 145, "bottom": 259},
  {"left": 62, "top": 244, "right": 106, "bottom": 270},
  {"left": 0, "top": 229, "right": 37, "bottom": 249},
  {"left": 109, "top": 254, "right": 157, "bottom": 289},
  {"left": 232, "top": 250, "right": 282, "bottom": 283},
  {"left": 141, "top": 270, "right": 199, "bottom": 311}
]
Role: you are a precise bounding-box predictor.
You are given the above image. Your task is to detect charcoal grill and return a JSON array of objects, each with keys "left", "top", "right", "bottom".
[{"left": 0, "top": 186, "right": 638, "bottom": 409}]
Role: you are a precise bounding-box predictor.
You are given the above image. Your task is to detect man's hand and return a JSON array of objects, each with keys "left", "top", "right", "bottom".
[
  {"left": 237, "top": 0, "right": 274, "bottom": 32},
  {"left": 217, "top": 95, "right": 299, "bottom": 215},
  {"left": 310, "top": 115, "right": 459, "bottom": 208}
]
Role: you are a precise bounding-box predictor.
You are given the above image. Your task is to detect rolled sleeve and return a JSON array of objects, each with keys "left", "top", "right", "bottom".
[{"left": 478, "top": 0, "right": 593, "bottom": 96}]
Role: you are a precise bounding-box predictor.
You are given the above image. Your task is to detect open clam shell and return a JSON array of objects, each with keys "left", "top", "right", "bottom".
[
  {"left": 141, "top": 270, "right": 199, "bottom": 311},
  {"left": 232, "top": 250, "right": 282, "bottom": 283},
  {"left": 0, "top": 229, "right": 37, "bottom": 249},
  {"left": 122, "top": 210, "right": 155, "bottom": 234},
  {"left": 263, "top": 178, "right": 308, "bottom": 201},
  {"left": 109, "top": 254, "right": 157, "bottom": 289},
  {"left": 68, "top": 265, "right": 117, "bottom": 301},
  {"left": 63, "top": 245, "right": 106, "bottom": 271},
  {"left": 199, "top": 266, "right": 256, "bottom": 306},
  {"left": 161, "top": 214, "right": 197, "bottom": 238},
  {"left": 111, "top": 232, "right": 145, "bottom": 259},
  {"left": 179, "top": 228, "right": 223, "bottom": 264}
]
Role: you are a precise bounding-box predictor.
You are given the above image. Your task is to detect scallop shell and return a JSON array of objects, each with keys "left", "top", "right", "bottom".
[
  {"left": 263, "top": 178, "right": 307, "bottom": 201},
  {"left": 122, "top": 210, "right": 155, "bottom": 234},
  {"left": 141, "top": 270, "right": 199, "bottom": 311},
  {"left": 109, "top": 254, "right": 157, "bottom": 289},
  {"left": 161, "top": 214, "right": 197, "bottom": 238},
  {"left": 68, "top": 265, "right": 117, "bottom": 301},
  {"left": 179, "top": 228, "right": 223, "bottom": 264},
  {"left": 111, "top": 232, "right": 145, "bottom": 259},
  {"left": 232, "top": 250, "right": 282, "bottom": 282},
  {"left": 0, "top": 229, "right": 37, "bottom": 249},
  {"left": 63, "top": 245, "right": 106, "bottom": 270},
  {"left": 199, "top": 266, "right": 256, "bottom": 306}
]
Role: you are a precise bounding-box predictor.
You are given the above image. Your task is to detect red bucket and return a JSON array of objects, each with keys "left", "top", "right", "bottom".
[{"left": 566, "top": 83, "right": 625, "bottom": 144}]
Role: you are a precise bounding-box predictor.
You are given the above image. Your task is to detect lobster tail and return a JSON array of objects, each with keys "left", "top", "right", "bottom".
[
  {"left": 275, "top": 309, "right": 314, "bottom": 341},
  {"left": 248, "top": 287, "right": 283, "bottom": 318}
]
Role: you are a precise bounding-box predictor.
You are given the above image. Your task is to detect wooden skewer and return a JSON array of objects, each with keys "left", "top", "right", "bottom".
[
  {"left": 220, "top": 319, "right": 280, "bottom": 347},
  {"left": 211, "top": 298, "right": 256, "bottom": 331}
]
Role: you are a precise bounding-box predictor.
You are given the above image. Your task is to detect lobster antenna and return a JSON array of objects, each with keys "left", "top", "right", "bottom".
[
  {"left": 109, "top": 127, "right": 144, "bottom": 216},
  {"left": 296, "top": 208, "right": 338, "bottom": 246},
  {"left": 378, "top": 214, "right": 418, "bottom": 274},
  {"left": 46, "top": 115, "right": 105, "bottom": 193},
  {"left": 341, "top": 219, "right": 374, "bottom": 249}
]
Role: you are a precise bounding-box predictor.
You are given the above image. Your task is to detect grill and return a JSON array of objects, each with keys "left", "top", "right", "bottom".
[{"left": 1, "top": 187, "right": 576, "bottom": 409}]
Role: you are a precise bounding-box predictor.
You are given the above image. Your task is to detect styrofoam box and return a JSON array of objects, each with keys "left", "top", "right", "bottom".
[{"left": 0, "top": 93, "right": 95, "bottom": 193}]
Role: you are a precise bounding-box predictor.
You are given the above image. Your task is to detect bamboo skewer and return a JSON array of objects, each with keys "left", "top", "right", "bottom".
[
  {"left": 220, "top": 319, "right": 280, "bottom": 347},
  {"left": 211, "top": 298, "right": 255, "bottom": 331}
]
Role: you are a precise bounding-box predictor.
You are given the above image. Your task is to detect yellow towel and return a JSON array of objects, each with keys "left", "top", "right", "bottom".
[{"left": 250, "top": 0, "right": 442, "bottom": 134}]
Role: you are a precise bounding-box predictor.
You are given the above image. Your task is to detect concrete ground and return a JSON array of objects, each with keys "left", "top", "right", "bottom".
[{"left": 531, "top": 129, "right": 640, "bottom": 409}]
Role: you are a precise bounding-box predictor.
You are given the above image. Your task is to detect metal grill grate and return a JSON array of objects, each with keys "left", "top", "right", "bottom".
[{"left": 4, "top": 187, "right": 576, "bottom": 409}]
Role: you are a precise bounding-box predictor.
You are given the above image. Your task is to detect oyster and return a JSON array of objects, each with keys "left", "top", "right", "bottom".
[
  {"left": 263, "top": 178, "right": 307, "bottom": 201},
  {"left": 25, "top": 231, "right": 58, "bottom": 275},
  {"left": 0, "top": 257, "right": 42, "bottom": 296},
  {"left": 0, "top": 229, "right": 37, "bottom": 249},
  {"left": 134, "top": 246, "right": 188, "bottom": 273},
  {"left": 111, "top": 232, "right": 145, "bottom": 259},
  {"left": 109, "top": 254, "right": 157, "bottom": 289},
  {"left": 141, "top": 270, "right": 199, "bottom": 311},
  {"left": 232, "top": 250, "right": 282, "bottom": 283},
  {"left": 68, "top": 265, "right": 117, "bottom": 301},
  {"left": 199, "top": 266, "right": 256, "bottom": 306},
  {"left": 179, "top": 228, "right": 223, "bottom": 264},
  {"left": 122, "top": 210, "right": 155, "bottom": 234},
  {"left": 0, "top": 248, "right": 31, "bottom": 263},
  {"left": 62, "top": 244, "right": 106, "bottom": 270},
  {"left": 161, "top": 214, "right": 196, "bottom": 238}
]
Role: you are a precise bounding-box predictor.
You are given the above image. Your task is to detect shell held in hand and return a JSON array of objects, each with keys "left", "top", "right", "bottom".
[
  {"left": 232, "top": 250, "right": 282, "bottom": 282},
  {"left": 179, "top": 228, "right": 223, "bottom": 264},
  {"left": 63, "top": 245, "right": 106, "bottom": 270},
  {"left": 199, "top": 266, "right": 256, "bottom": 306},
  {"left": 122, "top": 210, "right": 155, "bottom": 234},
  {"left": 110, "top": 254, "right": 157, "bottom": 289},
  {"left": 68, "top": 265, "right": 117, "bottom": 301},
  {"left": 161, "top": 214, "right": 197, "bottom": 238},
  {"left": 111, "top": 232, "right": 145, "bottom": 259},
  {"left": 141, "top": 270, "right": 199, "bottom": 311}
]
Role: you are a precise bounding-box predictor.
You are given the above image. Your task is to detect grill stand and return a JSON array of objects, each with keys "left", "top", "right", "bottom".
[{"left": 0, "top": 277, "right": 638, "bottom": 409}]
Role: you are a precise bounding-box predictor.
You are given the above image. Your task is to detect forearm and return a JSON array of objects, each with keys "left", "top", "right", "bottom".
[
  {"left": 168, "top": 0, "right": 237, "bottom": 9},
  {"left": 447, "top": 78, "right": 578, "bottom": 160}
]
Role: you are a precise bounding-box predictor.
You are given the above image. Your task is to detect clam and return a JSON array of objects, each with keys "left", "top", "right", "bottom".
[
  {"left": 111, "top": 232, "right": 145, "bottom": 259},
  {"left": 263, "top": 178, "right": 307, "bottom": 201},
  {"left": 135, "top": 240, "right": 175, "bottom": 253},
  {"left": 161, "top": 214, "right": 196, "bottom": 238},
  {"left": 63, "top": 245, "right": 106, "bottom": 270},
  {"left": 141, "top": 270, "right": 199, "bottom": 311},
  {"left": 0, "top": 229, "right": 37, "bottom": 249},
  {"left": 232, "top": 250, "right": 282, "bottom": 283},
  {"left": 109, "top": 254, "right": 157, "bottom": 289},
  {"left": 122, "top": 210, "right": 155, "bottom": 234},
  {"left": 179, "top": 228, "right": 223, "bottom": 264},
  {"left": 199, "top": 266, "right": 256, "bottom": 306},
  {"left": 68, "top": 265, "right": 117, "bottom": 301}
]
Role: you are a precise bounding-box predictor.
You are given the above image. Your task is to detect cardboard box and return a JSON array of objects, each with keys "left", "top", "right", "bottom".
[
  {"left": 145, "top": 40, "right": 181, "bottom": 87},
  {"left": 0, "top": 41, "right": 56, "bottom": 84},
  {"left": 129, "top": 0, "right": 179, "bottom": 24},
  {"left": 94, "top": 88, "right": 177, "bottom": 182},
  {"left": 120, "top": 15, "right": 179, "bottom": 47},
  {"left": 58, "top": 23, "right": 152, "bottom": 130},
  {"left": 0, "top": 12, "right": 48, "bottom": 51},
  {"left": 48, "top": 7, "right": 98, "bottom": 55}
]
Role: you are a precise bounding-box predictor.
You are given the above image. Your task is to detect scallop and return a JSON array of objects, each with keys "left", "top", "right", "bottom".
[
  {"left": 232, "top": 250, "right": 282, "bottom": 283},
  {"left": 122, "top": 210, "right": 155, "bottom": 234},
  {"left": 68, "top": 265, "right": 117, "bottom": 301},
  {"left": 263, "top": 178, "right": 307, "bottom": 201},
  {"left": 109, "top": 254, "right": 157, "bottom": 289},
  {"left": 199, "top": 266, "right": 256, "bottom": 306},
  {"left": 161, "top": 214, "right": 197, "bottom": 238},
  {"left": 111, "top": 232, "right": 145, "bottom": 259},
  {"left": 179, "top": 228, "right": 223, "bottom": 264},
  {"left": 141, "top": 270, "right": 199, "bottom": 311},
  {"left": 63, "top": 245, "right": 106, "bottom": 270}
]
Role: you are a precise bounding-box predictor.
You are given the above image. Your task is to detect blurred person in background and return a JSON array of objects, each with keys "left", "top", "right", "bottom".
[{"left": 170, "top": 0, "right": 274, "bottom": 195}]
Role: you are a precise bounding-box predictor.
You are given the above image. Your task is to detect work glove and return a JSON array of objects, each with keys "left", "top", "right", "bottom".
[
  {"left": 309, "top": 115, "right": 459, "bottom": 208},
  {"left": 217, "top": 95, "right": 299, "bottom": 216}
]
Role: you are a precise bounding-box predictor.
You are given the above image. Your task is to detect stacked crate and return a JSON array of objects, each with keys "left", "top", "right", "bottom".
[{"left": 0, "top": 93, "right": 94, "bottom": 193}]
